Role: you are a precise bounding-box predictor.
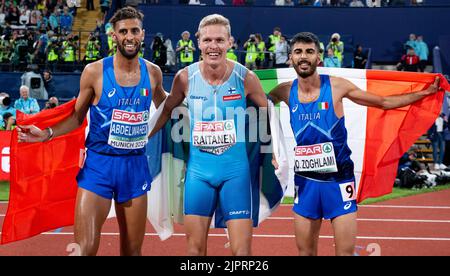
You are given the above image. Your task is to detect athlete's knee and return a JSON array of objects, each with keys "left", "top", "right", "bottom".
[
  {"left": 335, "top": 244, "right": 355, "bottom": 256},
  {"left": 77, "top": 240, "right": 99, "bottom": 256},
  {"left": 231, "top": 246, "right": 251, "bottom": 256},
  {"left": 120, "top": 247, "right": 142, "bottom": 256},
  {"left": 187, "top": 239, "right": 207, "bottom": 256},
  {"left": 120, "top": 240, "right": 143, "bottom": 256},
  {"left": 187, "top": 244, "right": 206, "bottom": 256},
  {"left": 296, "top": 240, "right": 318, "bottom": 256}
]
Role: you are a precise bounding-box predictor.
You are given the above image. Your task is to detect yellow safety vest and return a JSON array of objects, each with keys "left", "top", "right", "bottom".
[
  {"left": 226, "top": 48, "right": 237, "bottom": 61},
  {"left": 257, "top": 41, "right": 265, "bottom": 61},
  {"left": 245, "top": 44, "right": 258, "bottom": 64},
  {"left": 63, "top": 41, "right": 75, "bottom": 62},
  {"left": 268, "top": 35, "right": 280, "bottom": 52},
  {"left": 178, "top": 40, "right": 194, "bottom": 63},
  {"left": 47, "top": 46, "right": 58, "bottom": 62},
  {"left": 108, "top": 36, "right": 116, "bottom": 56},
  {"left": 86, "top": 41, "right": 99, "bottom": 61}
]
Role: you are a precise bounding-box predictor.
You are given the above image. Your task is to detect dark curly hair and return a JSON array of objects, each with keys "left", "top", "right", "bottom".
[
  {"left": 289, "top": 32, "right": 321, "bottom": 51},
  {"left": 109, "top": 6, "right": 144, "bottom": 28}
]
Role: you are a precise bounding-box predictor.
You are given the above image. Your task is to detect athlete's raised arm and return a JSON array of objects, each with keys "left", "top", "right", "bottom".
[{"left": 339, "top": 76, "right": 441, "bottom": 110}]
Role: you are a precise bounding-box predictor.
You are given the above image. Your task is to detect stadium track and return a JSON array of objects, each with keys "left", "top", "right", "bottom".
[{"left": 0, "top": 189, "right": 450, "bottom": 256}]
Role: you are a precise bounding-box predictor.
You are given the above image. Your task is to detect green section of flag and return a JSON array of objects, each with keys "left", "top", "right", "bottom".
[
  {"left": 318, "top": 102, "right": 328, "bottom": 110},
  {"left": 141, "top": 88, "right": 148, "bottom": 96},
  {"left": 254, "top": 69, "right": 279, "bottom": 95}
]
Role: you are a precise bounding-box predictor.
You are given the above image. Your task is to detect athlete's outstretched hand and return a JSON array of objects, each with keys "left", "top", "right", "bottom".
[
  {"left": 424, "top": 76, "right": 443, "bottom": 96},
  {"left": 17, "top": 125, "right": 51, "bottom": 143}
]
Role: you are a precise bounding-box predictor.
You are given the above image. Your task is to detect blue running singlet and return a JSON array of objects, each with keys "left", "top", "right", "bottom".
[
  {"left": 85, "top": 56, "right": 153, "bottom": 155},
  {"left": 183, "top": 61, "right": 252, "bottom": 222},
  {"left": 77, "top": 56, "right": 153, "bottom": 203},
  {"left": 289, "top": 75, "right": 357, "bottom": 219}
]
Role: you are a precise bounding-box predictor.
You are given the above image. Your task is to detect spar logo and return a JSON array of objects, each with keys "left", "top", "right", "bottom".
[
  {"left": 322, "top": 143, "right": 332, "bottom": 153},
  {"left": 295, "top": 144, "right": 322, "bottom": 156},
  {"left": 1, "top": 147, "right": 9, "bottom": 173},
  {"left": 112, "top": 110, "right": 149, "bottom": 123},
  {"left": 194, "top": 121, "right": 233, "bottom": 132}
]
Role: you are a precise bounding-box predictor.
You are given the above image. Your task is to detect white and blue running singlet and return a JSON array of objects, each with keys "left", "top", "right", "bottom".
[
  {"left": 184, "top": 61, "right": 252, "bottom": 222},
  {"left": 289, "top": 75, "right": 357, "bottom": 219},
  {"left": 76, "top": 56, "right": 153, "bottom": 203}
]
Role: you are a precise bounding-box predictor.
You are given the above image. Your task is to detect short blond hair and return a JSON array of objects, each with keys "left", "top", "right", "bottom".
[{"left": 198, "top": 14, "right": 231, "bottom": 37}]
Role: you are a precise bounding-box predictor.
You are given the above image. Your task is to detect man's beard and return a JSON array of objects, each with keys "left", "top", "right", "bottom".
[
  {"left": 117, "top": 42, "right": 141, "bottom": 60},
  {"left": 294, "top": 61, "right": 317, "bottom": 79}
]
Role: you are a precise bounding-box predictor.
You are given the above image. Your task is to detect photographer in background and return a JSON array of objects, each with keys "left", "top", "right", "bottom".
[
  {"left": 0, "top": 112, "right": 16, "bottom": 131},
  {"left": 0, "top": 92, "right": 16, "bottom": 129},
  {"left": 326, "top": 33, "right": 344, "bottom": 65},
  {"left": 151, "top": 34, "right": 167, "bottom": 69},
  {"left": 84, "top": 32, "right": 101, "bottom": 65},
  {"left": 176, "top": 30, "right": 195, "bottom": 69},
  {"left": 61, "top": 33, "right": 78, "bottom": 72},
  {"left": 244, "top": 34, "right": 259, "bottom": 70},
  {"left": 44, "top": 96, "right": 59, "bottom": 110}
]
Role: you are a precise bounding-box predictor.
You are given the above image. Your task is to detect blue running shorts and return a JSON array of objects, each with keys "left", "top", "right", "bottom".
[
  {"left": 77, "top": 150, "right": 152, "bottom": 203},
  {"left": 293, "top": 176, "right": 358, "bottom": 220}
]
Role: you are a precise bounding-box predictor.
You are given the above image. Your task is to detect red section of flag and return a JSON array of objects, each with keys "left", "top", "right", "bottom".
[
  {"left": 1, "top": 100, "right": 86, "bottom": 244},
  {"left": 0, "top": 131, "right": 11, "bottom": 181},
  {"left": 357, "top": 71, "right": 449, "bottom": 203}
]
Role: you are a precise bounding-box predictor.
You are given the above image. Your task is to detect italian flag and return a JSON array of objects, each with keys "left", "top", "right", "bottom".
[
  {"left": 140, "top": 88, "right": 149, "bottom": 96},
  {"left": 318, "top": 102, "right": 329, "bottom": 110},
  {"left": 255, "top": 67, "right": 450, "bottom": 203}
]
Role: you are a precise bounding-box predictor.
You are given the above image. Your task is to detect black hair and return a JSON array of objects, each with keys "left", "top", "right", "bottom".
[
  {"left": 109, "top": 6, "right": 144, "bottom": 28},
  {"left": 289, "top": 32, "right": 321, "bottom": 51},
  {"left": 2, "top": 112, "right": 13, "bottom": 121}
]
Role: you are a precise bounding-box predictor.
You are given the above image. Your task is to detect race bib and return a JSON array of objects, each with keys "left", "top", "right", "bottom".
[
  {"left": 339, "top": 182, "right": 357, "bottom": 202},
  {"left": 108, "top": 109, "right": 149, "bottom": 149},
  {"left": 192, "top": 120, "right": 236, "bottom": 155},
  {"left": 294, "top": 142, "right": 338, "bottom": 173}
]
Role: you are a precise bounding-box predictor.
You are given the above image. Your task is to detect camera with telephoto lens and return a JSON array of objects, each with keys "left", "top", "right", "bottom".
[
  {"left": 249, "top": 34, "right": 256, "bottom": 43},
  {"left": 0, "top": 95, "right": 11, "bottom": 106},
  {"left": 332, "top": 37, "right": 338, "bottom": 43},
  {"left": 184, "top": 46, "right": 189, "bottom": 57}
]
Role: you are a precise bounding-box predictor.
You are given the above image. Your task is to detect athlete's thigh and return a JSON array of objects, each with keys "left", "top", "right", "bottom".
[
  {"left": 293, "top": 213, "right": 322, "bottom": 255},
  {"left": 226, "top": 218, "right": 253, "bottom": 254},
  {"left": 114, "top": 193, "right": 148, "bottom": 246},
  {"left": 74, "top": 188, "right": 112, "bottom": 239},
  {"left": 184, "top": 214, "right": 212, "bottom": 240},
  {"left": 219, "top": 171, "right": 252, "bottom": 222},
  {"left": 331, "top": 212, "right": 357, "bottom": 256},
  {"left": 184, "top": 170, "right": 218, "bottom": 217},
  {"left": 294, "top": 213, "right": 322, "bottom": 242}
]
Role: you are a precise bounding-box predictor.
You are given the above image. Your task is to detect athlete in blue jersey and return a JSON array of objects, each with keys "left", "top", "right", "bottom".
[
  {"left": 269, "top": 32, "right": 441, "bottom": 256},
  {"left": 150, "top": 14, "right": 268, "bottom": 256},
  {"left": 17, "top": 7, "right": 167, "bottom": 255}
]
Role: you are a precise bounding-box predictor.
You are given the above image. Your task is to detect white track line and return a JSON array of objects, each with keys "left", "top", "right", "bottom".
[
  {"left": 2, "top": 201, "right": 450, "bottom": 209},
  {"left": 267, "top": 217, "right": 450, "bottom": 223},
  {"left": 1, "top": 214, "right": 450, "bottom": 223},
  {"left": 361, "top": 205, "right": 450, "bottom": 209},
  {"left": 0, "top": 231, "right": 447, "bottom": 241},
  {"left": 282, "top": 204, "right": 450, "bottom": 209}
]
